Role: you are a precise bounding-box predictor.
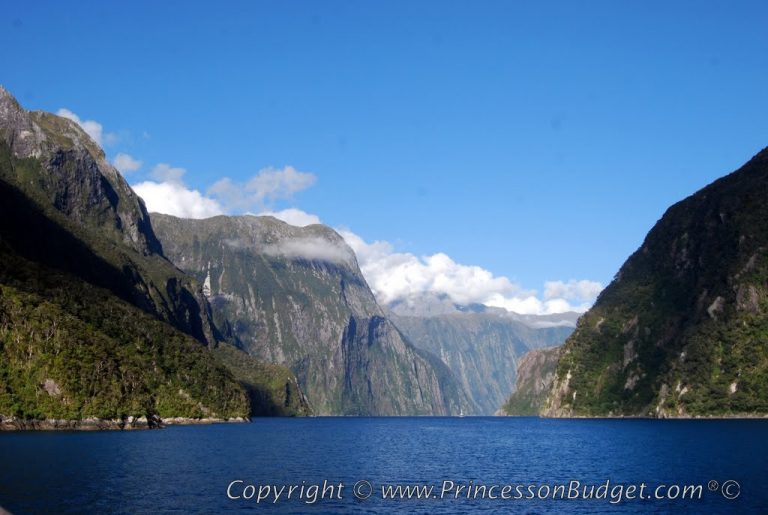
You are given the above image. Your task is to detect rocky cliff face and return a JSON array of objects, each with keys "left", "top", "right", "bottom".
[
  {"left": 500, "top": 347, "right": 561, "bottom": 416},
  {"left": 151, "top": 214, "right": 475, "bottom": 415},
  {"left": 392, "top": 312, "right": 574, "bottom": 414},
  {"left": 544, "top": 148, "right": 768, "bottom": 417},
  {"left": 0, "top": 86, "right": 214, "bottom": 344}
]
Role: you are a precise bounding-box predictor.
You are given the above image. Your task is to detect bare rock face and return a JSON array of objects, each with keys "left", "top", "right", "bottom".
[
  {"left": 0, "top": 86, "right": 214, "bottom": 344},
  {"left": 151, "top": 214, "right": 475, "bottom": 415},
  {"left": 543, "top": 147, "right": 768, "bottom": 417},
  {"left": 500, "top": 347, "right": 562, "bottom": 416}
]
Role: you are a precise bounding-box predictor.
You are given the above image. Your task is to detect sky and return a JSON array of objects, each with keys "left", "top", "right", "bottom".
[{"left": 3, "top": 1, "right": 767, "bottom": 313}]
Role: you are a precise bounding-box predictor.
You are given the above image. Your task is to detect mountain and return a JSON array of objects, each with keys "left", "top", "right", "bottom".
[
  {"left": 0, "top": 87, "right": 306, "bottom": 425},
  {"left": 0, "top": 86, "right": 214, "bottom": 344},
  {"left": 544, "top": 148, "right": 768, "bottom": 417},
  {"left": 151, "top": 214, "right": 475, "bottom": 416},
  {"left": 391, "top": 311, "right": 574, "bottom": 414},
  {"left": 500, "top": 347, "right": 561, "bottom": 416}
]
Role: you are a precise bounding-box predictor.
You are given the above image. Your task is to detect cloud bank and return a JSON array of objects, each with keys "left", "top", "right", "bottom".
[
  {"left": 262, "top": 236, "right": 354, "bottom": 265},
  {"left": 258, "top": 208, "right": 604, "bottom": 314}
]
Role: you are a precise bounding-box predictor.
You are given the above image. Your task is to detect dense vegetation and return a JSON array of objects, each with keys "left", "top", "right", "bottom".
[
  {"left": 544, "top": 148, "right": 768, "bottom": 417},
  {"left": 213, "top": 343, "right": 311, "bottom": 416},
  {"left": 0, "top": 248, "right": 249, "bottom": 420}
]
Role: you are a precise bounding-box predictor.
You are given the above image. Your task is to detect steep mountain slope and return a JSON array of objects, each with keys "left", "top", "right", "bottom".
[
  {"left": 0, "top": 86, "right": 214, "bottom": 344},
  {"left": 392, "top": 312, "right": 573, "bottom": 414},
  {"left": 152, "top": 214, "right": 475, "bottom": 415},
  {"left": 500, "top": 347, "right": 561, "bottom": 416},
  {"left": 0, "top": 87, "right": 306, "bottom": 423},
  {"left": 544, "top": 148, "right": 768, "bottom": 417}
]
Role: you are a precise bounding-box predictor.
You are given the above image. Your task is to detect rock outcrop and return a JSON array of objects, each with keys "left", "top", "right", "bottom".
[{"left": 500, "top": 347, "right": 561, "bottom": 416}]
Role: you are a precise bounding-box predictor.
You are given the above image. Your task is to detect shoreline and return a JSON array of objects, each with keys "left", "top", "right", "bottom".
[
  {"left": 3, "top": 413, "right": 768, "bottom": 431},
  {"left": 0, "top": 415, "right": 250, "bottom": 431},
  {"left": 536, "top": 413, "right": 768, "bottom": 420}
]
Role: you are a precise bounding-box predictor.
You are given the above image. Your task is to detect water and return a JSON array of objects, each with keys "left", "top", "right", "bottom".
[{"left": 1, "top": 417, "right": 766, "bottom": 514}]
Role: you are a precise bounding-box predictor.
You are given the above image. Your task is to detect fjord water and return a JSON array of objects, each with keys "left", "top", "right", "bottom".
[{"left": 1, "top": 418, "right": 766, "bottom": 514}]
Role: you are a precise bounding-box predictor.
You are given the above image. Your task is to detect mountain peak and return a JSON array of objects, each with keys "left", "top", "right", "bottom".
[
  {"left": 0, "top": 85, "right": 23, "bottom": 115},
  {"left": 0, "top": 85, "right": 16, "bottom": 103}
]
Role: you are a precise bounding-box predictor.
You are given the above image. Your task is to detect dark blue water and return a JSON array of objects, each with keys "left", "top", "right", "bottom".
[{"left": 1, "top": 417, "right": 766, "bottom": 514}]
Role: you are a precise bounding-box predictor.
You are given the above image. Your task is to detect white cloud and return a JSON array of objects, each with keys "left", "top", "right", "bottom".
[
  {"left": 132, "top": 163, "right": 223, "bottom": 219},
  {"left": 208, "top": 166, "right": 316, "bottom": 211},
  {"left": 338, "top": 227, "right": 603, "bottom": 315},
  {"left": 258, "top": 208, "right": 322, "bottom": 227},
  {"left": 130, "top": 164, "right": 317, "bottom": 222},
  {"left": 262, "top": 237, "right": 355, "bottom": 265},
  {"left": 56, "top": 108, "right": 117, "bottom": 146},
  {"left": 133, "top": 181, "right": 223, "bottom": 219},
  {"left": 544, "top": 280, "right": 604, "bottom": 303},
  {"left": 150, "top": 163, "right": 186, "bottom": 184},
  {"left": 113, "top": 153, "right": 142, "bottom": 174}
]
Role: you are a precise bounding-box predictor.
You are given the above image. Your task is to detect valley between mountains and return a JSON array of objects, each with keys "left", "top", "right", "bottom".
[{"left": 1, "top": 84, "right": 766, "bottom": 427}]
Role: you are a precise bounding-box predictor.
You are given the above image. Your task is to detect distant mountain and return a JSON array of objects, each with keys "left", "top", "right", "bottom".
[
  {"left": 151, "top": 214, "right": 475, "bottom": 416},
  {"left": 0, "top": 87, "right": 306, "bottom": 425},
  {"left": 544, "top": 148, "right": 768, "bottom": 417},
  {"left": 390, "top": 303, "right": 574, "bottom": 414}
]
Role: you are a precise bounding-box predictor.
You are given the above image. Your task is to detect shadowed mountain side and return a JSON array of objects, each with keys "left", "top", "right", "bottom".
[{"left": 0, "top": 88, "right": 215, "bottom": 345}]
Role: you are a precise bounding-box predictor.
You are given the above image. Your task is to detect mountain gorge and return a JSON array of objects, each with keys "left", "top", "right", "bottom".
[
  {"left": 544, "top": 148, "right": 768, "bottom": 417},
  {"left": 0, "top": 87, "right": 306, "bottom": 426},
  {"left": 151, "top": 214, "right": 475, "bottom": 415},
  {"left": 389, "top": 299, "right": 575, "bottom": 414}
]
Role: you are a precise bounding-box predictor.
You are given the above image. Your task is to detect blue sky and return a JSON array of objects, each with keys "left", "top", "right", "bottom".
[{"left": 3, "top": 1, "right": 768, "bottom": 312}]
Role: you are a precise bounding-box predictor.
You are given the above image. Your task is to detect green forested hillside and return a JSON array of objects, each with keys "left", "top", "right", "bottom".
[{"left": 544, "top": 148, "right": 768, "bottom": 417}]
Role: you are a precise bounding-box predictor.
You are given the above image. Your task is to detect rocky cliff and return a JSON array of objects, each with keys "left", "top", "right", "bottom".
[
  {"left": 544, "top": 148, "right": 768, "bottom": 417},
  {"left": 500, "top": 347, "right": 561, "bottom": 416},
  {"left": 151, "top": 214, "right": 475, "bottom": 415}
]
